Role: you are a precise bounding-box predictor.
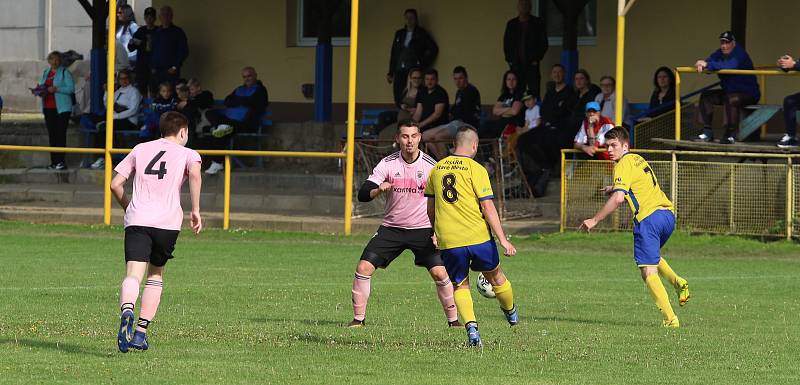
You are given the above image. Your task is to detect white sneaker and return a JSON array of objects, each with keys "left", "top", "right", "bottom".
[
  {"left": 205, "top": 161, "right": 224, "bottom": 175},
  {"left": 211, "top": 124, "right": 233, "bottom": 138},
  {"left": 90, "top": 158, "right": 105, "bottom": 169}
]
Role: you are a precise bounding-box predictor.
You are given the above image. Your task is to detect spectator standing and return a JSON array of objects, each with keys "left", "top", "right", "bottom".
[
  {"left": 639, "top": 67, "right": 676, "bottom": 122},
  {"left": 479, "top": 70, "right": 524, "bottom": 139},
  {"left": 84, "top": 69, "right": 142, "bottom": 169},
  {"left": 116, "top": 4, "right": 139, "bottom": 67},
  {"left": 503, "top": 0, "right": 548, "bottom": 98},
  {"left": 573, "top": 101, "right": 614, "bottom": 160},
  {"left": 777, "top": 54, "right": 800, "bottom": 148},
  {"left": 151, "top": 6, "right": 188, "bottom": 89},
  {"left": 594, "top": 76, "right": 631, "bottom": 128},
  {"left": 38, "top": 51, "right": 75, "bottom": 170},
  {"left": 412, "top": 69, "right": 449, "bottom": 133},
  {"left": 387, "top": 9, "right": 438, "bottom": 107},
  {"left": 203, "top": 66, "right": 269, "bottom": 175},
  {"left": 693, "top": 31, "right": 759, "bottom": 144},
  {"left": 422, "top": 66, "right": 481, "bottom": 159},
  {"left": 129, "top": 7, "right": 158, "bottom": 97}
]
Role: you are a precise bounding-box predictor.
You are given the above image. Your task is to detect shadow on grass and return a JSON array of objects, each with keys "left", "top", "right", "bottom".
[
  {"left": 533, "top": 315, "right": 644, "bottom": 327},
  {"left": 250, "top": 318, "right": 343, "bottom": 327},
  {"left": 0, "top": 337, "right": 109, "bottom": 358}
]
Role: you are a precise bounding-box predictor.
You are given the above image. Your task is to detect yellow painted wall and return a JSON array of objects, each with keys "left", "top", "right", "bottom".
[{"left": 156, "top": 0, "right": 800, "bottom": 108}]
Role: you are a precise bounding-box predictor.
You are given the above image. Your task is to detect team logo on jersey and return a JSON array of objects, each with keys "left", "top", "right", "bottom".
[
  {"left": 394, "top": 172, "right": 402, "bottom": 178},
  {"left": 416, "top": 170, "right": 424, "bottom": 180}
]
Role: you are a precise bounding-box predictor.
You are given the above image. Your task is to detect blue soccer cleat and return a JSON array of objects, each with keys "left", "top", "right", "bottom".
[
  {"left": 503, "top": 306, "right": 519, "bottom": 326},
  {"left": 117, "top": 311, "right": 134, "bottom": 353},
  {"left": 465, "top": 322, "right": 481, "bottom": 347},
  {"left": 129, "top": 330, "right": 149, "bottom": 351}
]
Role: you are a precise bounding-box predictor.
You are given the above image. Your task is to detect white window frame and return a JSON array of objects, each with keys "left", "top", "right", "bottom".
[
  {"left": 296, "top": 0, "right": 350, "bottom": 47},
  {"left": 535, "top": 0, "right": 598, "bottom": 47}
]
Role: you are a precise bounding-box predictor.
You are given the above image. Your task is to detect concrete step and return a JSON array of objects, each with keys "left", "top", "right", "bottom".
[{"left": 0, "top": 204, "right": 560, "bottom": 235}]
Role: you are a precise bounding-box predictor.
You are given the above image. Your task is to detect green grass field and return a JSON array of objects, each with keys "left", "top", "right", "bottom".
[{"left": 1, "top": 221, "right": 799, "bottom": 385}]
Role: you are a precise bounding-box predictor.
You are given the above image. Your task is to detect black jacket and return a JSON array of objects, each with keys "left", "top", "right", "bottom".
[
  {"left": 388, "top": 27, "right": 438, "bottom": 75},
  {"left": 503, "top": 15, "right": 548, "bottom": 66}
]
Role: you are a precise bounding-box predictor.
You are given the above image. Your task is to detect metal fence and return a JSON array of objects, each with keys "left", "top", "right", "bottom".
[{"left": 561, "top": 149, "right": 798, "bottom": 239}]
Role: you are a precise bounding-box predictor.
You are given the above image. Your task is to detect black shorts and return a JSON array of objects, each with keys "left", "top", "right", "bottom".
[
  {"left": 360, "top": 226, "right": 442, "bottom": 270},
  {"left": 124, "top": 226, "right": 180, "bottom": 267}
]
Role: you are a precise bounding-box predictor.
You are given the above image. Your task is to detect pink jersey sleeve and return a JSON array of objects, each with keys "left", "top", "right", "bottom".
[
  {"left": 114, "top": 147, "right": 136, "bottom": 178},
  {"left": 367, "top": 159, "right": 389, "bottom": 185},
  {"left": 185, "top": 149, "right": 201, "bottom": 174}
]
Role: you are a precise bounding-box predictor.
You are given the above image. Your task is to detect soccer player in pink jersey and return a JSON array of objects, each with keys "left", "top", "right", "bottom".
[
  {"left": 110, "top": 111, "right": 203, "bottom": 352},
  {"left": 349, "top": 120, "right": 459, "bottom": 328}
]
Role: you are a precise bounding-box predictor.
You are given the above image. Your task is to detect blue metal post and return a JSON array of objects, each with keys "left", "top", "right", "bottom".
[
  {"left": 561, "top": 49, "right": 578, "bottom": 86},
  {"left": 90, "top": 48, "right": 106, "bottom": 115},
  {"left": 314, "top": 42, "right": 333, "bottom": 121}
]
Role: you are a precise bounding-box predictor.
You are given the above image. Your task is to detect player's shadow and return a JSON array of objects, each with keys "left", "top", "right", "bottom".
[
  {"left": 534, "top": 315, "right": 643, "bottom": 327},
  {"left": 250, "top": 318, "right": 342, "bottom": 326},
  {"left": 0, "top": 338, "right": 109, "bottom": 358}
]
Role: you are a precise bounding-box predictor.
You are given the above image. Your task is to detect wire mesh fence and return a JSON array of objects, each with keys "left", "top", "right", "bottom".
[
  {"left": 562, "top": 150, "right": 799, "bottom": 238},
  {"left": 632, "top": 104, "right": 697, "bottom": 149},
  {"left": 348, "top": 139, "right": 537, "bottom": 220}
]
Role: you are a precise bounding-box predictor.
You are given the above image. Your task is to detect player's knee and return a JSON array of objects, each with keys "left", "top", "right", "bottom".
[
  {"left": 483, "top": 268, "right": 506, "bottom": 286},
  {"left": 356, "top": 258, "right": 377, "bottom": 276},
  {"left": 428, "top": 265, "right": 449, "bottom": 281}
]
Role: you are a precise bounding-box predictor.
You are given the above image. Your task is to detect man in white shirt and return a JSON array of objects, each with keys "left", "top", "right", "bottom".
[{"left": 85, "top": 69, "right": 143, "bottom": 169}]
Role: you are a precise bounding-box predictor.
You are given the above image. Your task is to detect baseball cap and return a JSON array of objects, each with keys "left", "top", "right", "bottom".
[
  {"left": 719, "top": 31, "right": 735, "bottom": 42},
  {"left": 521, "top": 92, "right": 534, "bottom": 102},
  {"left": 585, "top": 101, "right": 601, "bottom": 112},
  {"left": 144, "top": 7, "right": 156, "bottom": 16}
]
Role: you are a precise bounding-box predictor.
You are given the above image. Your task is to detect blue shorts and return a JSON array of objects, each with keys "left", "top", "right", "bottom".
[
  {"left": 633, "top": 209, "right": 675, "bottom": 266},
  {"left": 440, "top": 239, "right": 500, "bottom": 286}
]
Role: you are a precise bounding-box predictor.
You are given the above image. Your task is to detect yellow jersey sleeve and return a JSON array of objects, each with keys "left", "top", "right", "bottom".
[
  {"left": 472, "top": 163, "right": 494, "bottom": 201},
  {"left": 612, "top": 155, "right": 633, "bottom": 193}
]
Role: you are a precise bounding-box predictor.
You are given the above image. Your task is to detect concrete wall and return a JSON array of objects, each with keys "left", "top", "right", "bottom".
[{"left": 152, "top": 0, "right": 800, "bottom": 111}]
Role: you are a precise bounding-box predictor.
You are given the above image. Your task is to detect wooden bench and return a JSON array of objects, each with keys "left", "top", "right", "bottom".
[{"left": 738, "top": 104, "right": 781, "bottom": 141}]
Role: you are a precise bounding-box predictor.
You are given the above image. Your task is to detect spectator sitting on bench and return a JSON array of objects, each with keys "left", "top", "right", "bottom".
[
  {"left": 638, "top": 66, "right": 676, "bottom": 122},
  {"left": 83, "top": 69, "right": 142, "bottom": 169},
  {"left": 568, "top": 68, "right": 600, "bottom": 132},
  {"left": 594, "top": 75, "right": 631, "bottom": 128},
  {"left": 422, "top": 66, "right": 481, "bottom": 159},
  {"left": 411, "top": 68, "right": 448, "bottom": 133},
  {"left": 177, "top": 78, "right": 214, "bottom": 143},
  {"left": 478, "top": 70, "right": 524, "bottom": 139},
  {"left": 693, "top": 31, "right": 760, "bottom": 145},
  {"left": 777, "top": 54, "right": 800, "bottom": 148},
  {"left": 203, "top": 66, "right": 269, "bottom": 175},
  {"left": 140, "top": 82, "right": 177, "bottom": 140},
  {"left": 573, "top": 101, "right": 613, "bottom": 160}
]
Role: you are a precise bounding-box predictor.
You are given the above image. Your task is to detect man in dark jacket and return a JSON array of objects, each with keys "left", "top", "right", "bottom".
[
  {"left": 693, "top": 31, "right": 760, "bottom": 144},
  {"left": 503, "top": 0, "right": 548, "bottom": 99},
  {"left": 203, "top": 66, "right": 269, "bottom": 175},
  {"left": 387, "top": 9, "right": 438, "bottom": 106},
  {"left": 151, "top": 6, "right": 189, "bottom": 89}
]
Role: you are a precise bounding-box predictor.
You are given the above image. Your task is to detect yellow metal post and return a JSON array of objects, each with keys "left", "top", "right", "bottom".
[
  {"left": 671, "top": 152, "right": 678, "bottom": 220},
  {"left": 343, "top": 0, "right": 359, "bottom": 235},
  {"left": 560, "top": 150, "right": 566, "bottom": 233},
  {"left": 787, "top": 157, "right": 793, "bottom": 240},
  {"left": 614, "top": 1, "right": 625, "bottom": 127},
  {"left": 674, "top": 70, "right": 681, "bottom": 141},
  {"left": 103, "top": 0, "right": 117, "bottom": 225},
  {"left": 759, "top": 74, "right": 767, "bottom": 139},
  {"left": 224, "top": 155, "right": 231, "bottom": 230}
]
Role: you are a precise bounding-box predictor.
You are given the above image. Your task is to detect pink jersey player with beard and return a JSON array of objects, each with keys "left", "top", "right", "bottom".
[{"left": 367, "top": 150, "right": 437, "bottom": 229}]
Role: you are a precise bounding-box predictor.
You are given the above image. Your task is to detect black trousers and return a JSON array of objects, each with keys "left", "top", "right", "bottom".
[
  {"left": 392, "top": 68, "right": 410, "bottom": 107},
  {"left": 83, "top": 114, "right": 138, "bottom": 148},
  {"left": 511, "top": 62, "right": 542, "bottom": 100},
  {"left": 697, "top": 89, "right": 757, "bottom": 134},
  {"left": 43, "top": 108, "right": 70, "bottom": 165}
]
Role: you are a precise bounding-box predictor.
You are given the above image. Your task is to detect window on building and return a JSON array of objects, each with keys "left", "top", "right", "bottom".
[
  {"left": 297, "top": 0, "right": 351, "bottom": 47},
  {"left": 538, "top": 0, "right": 597, "bottom": 46}
]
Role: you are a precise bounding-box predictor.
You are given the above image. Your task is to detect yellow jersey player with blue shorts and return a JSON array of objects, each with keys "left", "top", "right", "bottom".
[
  {"left": 424, "top": 126, "right": 517, "bottom": 346},
  {"left": 581, "top": 126, "right": 690, "bottom": 328}
]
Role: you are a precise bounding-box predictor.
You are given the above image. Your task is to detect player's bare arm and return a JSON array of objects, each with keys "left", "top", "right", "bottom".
[
  {"left": 479, "top": 199, "right": 516, "bottom": 256},
  {"left": 110, "top": 173, "right": 130, "bottom": 210},
  {"left": 426, "top": 198, "right": 438, "bottom": 248},
  {"left": 188, "top": 162, "right": 203, "bottom": 234},
  {"left": 580, "top": 190, "right": 626, "bottom": 231}
]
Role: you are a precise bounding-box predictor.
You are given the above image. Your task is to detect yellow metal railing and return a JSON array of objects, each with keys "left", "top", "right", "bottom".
[
  {"left": 0, "top": 0, "right": 359, "bottom": 234},
  {"left": 674, "top": 67, "right": 800, "bottom": 141},
  {"left": 561, "top": 149, "right": 800, "bottom": 239}
]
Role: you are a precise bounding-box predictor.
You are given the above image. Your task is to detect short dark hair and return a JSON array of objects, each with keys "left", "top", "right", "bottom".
[
  {"left": 159, "top": 111, "right": 188, "bottom": 137},
  {"left": 397, "top": 119, "right": 420, "bottom": 133},
  {"left": 552, "top": 63, "right": 565, "bottom": 70},
  {"left": 424, "top": 68, "right": 438, "bottom": 78},
  {"left": 604, "top": 126, "right": 630, "bottom": 143},
  {"left": 404, "top": 9, "right": 417, "bottom": 17},
  {"left": 158, "top": 81, "right": 173, "bottom": 91},
  {"left": 453, "top": 66, "right": 468, "bottom": 78},
  {"left": 599, "top": 75, "right": 616, "bottom": 87},
  {"left": 574, "top": 68, "right": 591, "bottom": 84}
]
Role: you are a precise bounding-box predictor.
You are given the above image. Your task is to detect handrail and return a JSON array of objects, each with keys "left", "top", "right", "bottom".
[
  {"left": 631, "top": 81, "right": 720, "bottom": 122},
  {"left": 674, "top": 67, "right": 800, "bottom": 141}
]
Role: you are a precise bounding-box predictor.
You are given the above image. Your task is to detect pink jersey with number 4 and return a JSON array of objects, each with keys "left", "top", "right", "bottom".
[
  {"left": 367, "top": 151, "right": 436, "bottom": 229},
  {"left": 114, "top": 138, "right": 202, "bottom": 231}
]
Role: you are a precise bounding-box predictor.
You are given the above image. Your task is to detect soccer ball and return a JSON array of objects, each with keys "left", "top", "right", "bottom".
[{"left": 475, "top": 273, "right": 495, "bottom": 298}]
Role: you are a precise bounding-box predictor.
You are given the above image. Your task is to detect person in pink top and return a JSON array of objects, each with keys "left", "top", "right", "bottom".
[
  {"left": 110, "top": 111, "right": 203, "bottom": 353},
  {"left": 349, "top": 120, "right": 459, "bottom": 328}
]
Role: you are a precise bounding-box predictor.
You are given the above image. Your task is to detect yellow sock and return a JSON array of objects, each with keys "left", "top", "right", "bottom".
[
  {"left": 645, "top": 274, "right": 676, "bottom": 322},
  {"left": 657, "top": 258, "right": 680, "bottom": 288},
  {"left": 453, "top": 288, "right": 476, "bottom": 324},
  {"left": 492, "top": 279, "right": 514, "bottom": 312}
]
